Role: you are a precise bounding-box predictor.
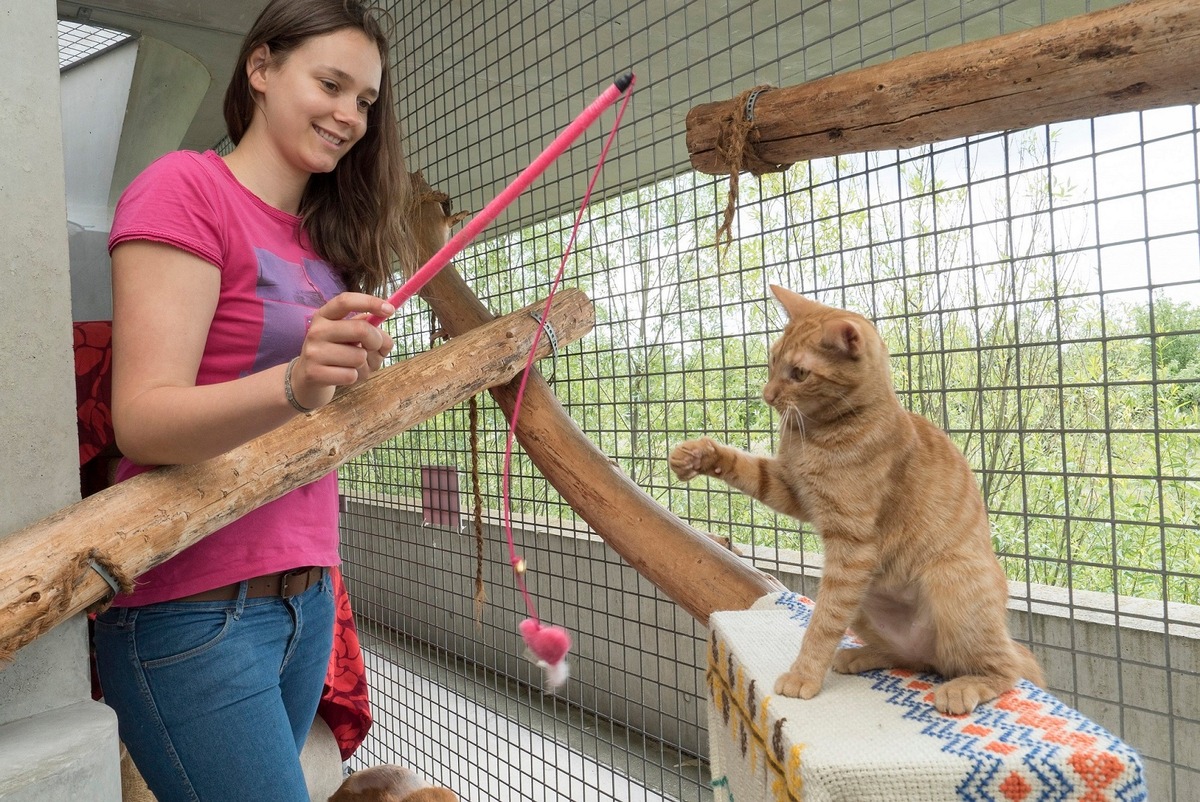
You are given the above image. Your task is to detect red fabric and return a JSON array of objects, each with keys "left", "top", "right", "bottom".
[
  {"left": 320, "top": 566, "right": 373, "bottom": 759},
  {"left": 72, "top": 321, "right": 371, "bottom": 759},
  {"left": 73, "top": 321, "right": 116, "bottom": 465}
]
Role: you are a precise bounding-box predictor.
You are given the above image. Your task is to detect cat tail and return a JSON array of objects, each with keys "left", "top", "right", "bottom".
[{"left": 1014, "top": 641, "right": 1045, "bottom": 687}]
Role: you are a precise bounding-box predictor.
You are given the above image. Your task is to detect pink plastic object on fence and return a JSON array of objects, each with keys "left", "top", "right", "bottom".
[{"left": 367, "top": 73, "right": 635, "bottom": 326}]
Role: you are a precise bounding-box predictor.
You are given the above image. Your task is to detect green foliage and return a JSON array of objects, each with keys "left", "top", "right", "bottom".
[{"left": 344, "top": 127, "right": 1200, "bottom": 607}]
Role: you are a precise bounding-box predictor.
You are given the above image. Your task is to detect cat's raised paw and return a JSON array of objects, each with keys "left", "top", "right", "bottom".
[
  {"left": 774, "top": 670, "right": 823, "bottom": 700},
  {"left": 669, "top": 437, "right": 722, "bottom": 480}
]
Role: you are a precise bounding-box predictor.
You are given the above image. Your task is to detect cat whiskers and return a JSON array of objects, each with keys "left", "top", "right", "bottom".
[{"left": 780, "top": 404, "right": 808, "bottom": 439}]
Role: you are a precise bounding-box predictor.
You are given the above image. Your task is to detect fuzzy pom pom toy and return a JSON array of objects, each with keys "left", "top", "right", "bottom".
[{"left": 519, "top": 618, "right": 571, "bottom": 691}]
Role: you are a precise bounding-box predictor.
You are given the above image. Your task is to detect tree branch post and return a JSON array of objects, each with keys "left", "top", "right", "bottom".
[{"left": 407, "top": 176, "right": 785, "bottom": 625}]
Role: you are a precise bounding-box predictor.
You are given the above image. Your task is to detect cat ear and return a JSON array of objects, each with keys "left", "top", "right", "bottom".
[
  {"left": 822, "top": 319, "right": 864, "bottom": 358},
  {"left": 770, "top": 285, "right": 822, "bottom": 320}
]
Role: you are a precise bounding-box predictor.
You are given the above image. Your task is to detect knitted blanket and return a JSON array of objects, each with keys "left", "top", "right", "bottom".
[{"left": 707, "top": 592, "right": 1147, "bottom": 801}]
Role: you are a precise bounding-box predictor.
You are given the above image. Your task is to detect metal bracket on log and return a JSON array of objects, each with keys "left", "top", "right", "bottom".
[
  {"left": 0, "top": 291, "right": 593, "bottom": 662},
  {"left": 686, "top": 0, "right": 1200, "bottom": 174}
]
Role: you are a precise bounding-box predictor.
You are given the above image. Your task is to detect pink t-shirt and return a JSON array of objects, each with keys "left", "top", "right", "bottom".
[{"left": 108, "top": 150, "right": 345, "bottom": 605}]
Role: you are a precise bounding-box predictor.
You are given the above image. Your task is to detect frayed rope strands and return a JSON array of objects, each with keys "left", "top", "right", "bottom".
[
  {"left": 714, "top": 85, "right": 788, "bottom": 253},
  {"left": 469, "top": 394, "right": 488, "bottom": 627}
]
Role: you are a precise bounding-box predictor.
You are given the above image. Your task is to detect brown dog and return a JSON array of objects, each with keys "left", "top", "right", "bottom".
[{"left": 328, "top": 765, "right": 460, "bottom": 802}]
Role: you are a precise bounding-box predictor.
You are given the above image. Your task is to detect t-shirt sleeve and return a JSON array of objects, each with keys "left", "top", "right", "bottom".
[{"left": 108, "top": 151, "right": 224, "bottom": 268}]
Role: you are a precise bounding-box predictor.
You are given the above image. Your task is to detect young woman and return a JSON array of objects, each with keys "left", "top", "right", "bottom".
[{"left": 92, "top": 1, "right": 414, "bottom": 798}]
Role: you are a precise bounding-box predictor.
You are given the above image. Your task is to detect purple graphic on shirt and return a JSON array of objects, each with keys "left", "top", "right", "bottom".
[{"left": 250, "top": 248, "right": 346, "bottom": 374}]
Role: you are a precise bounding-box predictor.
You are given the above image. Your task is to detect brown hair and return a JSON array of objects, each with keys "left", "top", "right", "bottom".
[{"left": 224, "top": 0, "right": 415, "bottom": 294}]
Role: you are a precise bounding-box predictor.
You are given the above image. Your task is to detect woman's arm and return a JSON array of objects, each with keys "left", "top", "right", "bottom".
[{"left": 111, "top": 240, "right": 393, "bottom": 465}]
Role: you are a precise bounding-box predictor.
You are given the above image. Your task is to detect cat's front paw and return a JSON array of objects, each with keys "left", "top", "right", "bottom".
[
  {"left": 832, "top": 645, "right": 893, "bottom": 675},
  {"left": 669, "top": 437, "right": 722, "bottom": 481},
  {"left": 774, "top": 669, "right": 824, "bottom": 700},
  {"left": 933, "top": 676, "right": 995, "bottom": 715}
]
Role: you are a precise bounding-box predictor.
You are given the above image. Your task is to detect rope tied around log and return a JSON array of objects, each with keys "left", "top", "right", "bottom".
[
  {"left": 714, "top": 85, "right": 787, "bottom": 252},
  {"left": 0, "top": 549, "right": 133, "bottom": 665}
]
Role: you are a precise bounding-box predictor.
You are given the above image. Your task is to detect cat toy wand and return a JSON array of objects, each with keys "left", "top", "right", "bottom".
[
  {"left": 366, "top": 73, "right": 635, "bottom": 325},
  {"left": 369, "top": 72, "right": 636, "bottom": 689}
]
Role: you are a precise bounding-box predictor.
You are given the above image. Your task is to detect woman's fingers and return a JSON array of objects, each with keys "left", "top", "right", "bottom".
[
  {"left": 308, "top": 294, "right": 389, "bottom": 348},
  {"left": 297, "top": 294, "right": 396, "bottom": 397},
  {"left": 375, "top": 329, "right": 394, "bottom": 360},
  {"left": 317, "top": 292, "right": 395, "bottom": 323}
]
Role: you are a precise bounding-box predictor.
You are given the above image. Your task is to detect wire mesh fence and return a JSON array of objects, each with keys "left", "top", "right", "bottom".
[
  {"left": 339, "top": 1, "right": 1199, "bottom": 799},
  {"left": 56, "top": 19, "right": 132, "bottom": 71}
]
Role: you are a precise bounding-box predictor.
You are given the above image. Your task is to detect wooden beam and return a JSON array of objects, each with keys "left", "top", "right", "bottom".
[
  {"left": 0, "top": 291, "right": 593, "bottom": 661},
  {"left": 409, "top": 181, "right": 786, "bottom": 625},
  {"left": 687, "top": 0, "right": 1200, "bottom": 174}
]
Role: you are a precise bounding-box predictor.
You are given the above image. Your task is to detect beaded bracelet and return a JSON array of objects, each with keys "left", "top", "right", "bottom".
[{"left": 284, "top": 357, "right": 316, "bottom": 414}]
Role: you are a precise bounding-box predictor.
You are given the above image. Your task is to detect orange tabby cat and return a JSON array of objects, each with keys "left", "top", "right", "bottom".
[{"left": 669, "top": 285, "right": 1043, "bottom": 714}]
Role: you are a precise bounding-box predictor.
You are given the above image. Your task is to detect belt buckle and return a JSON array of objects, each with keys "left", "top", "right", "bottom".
[{"left": 280, "top": 568, "right": 309, "bottom": 597}]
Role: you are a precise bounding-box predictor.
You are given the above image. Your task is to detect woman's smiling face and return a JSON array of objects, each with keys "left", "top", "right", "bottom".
[{"left": 248, "top": 27, "right": 383, "bottom": 176}]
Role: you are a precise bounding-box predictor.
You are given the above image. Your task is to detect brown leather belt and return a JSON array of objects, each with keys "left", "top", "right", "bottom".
[{"left": 176, "top": 567, "right": 325, "bottom": 602}]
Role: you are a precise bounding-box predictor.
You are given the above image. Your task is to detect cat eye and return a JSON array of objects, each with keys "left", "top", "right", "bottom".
[{"left": 790, "top": 366, "right": 810, "bottom": 382}]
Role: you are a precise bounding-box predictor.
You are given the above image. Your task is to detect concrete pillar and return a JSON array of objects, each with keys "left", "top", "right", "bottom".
[{"left": 0, "top": 2, "right": 121, "bottom": 799}]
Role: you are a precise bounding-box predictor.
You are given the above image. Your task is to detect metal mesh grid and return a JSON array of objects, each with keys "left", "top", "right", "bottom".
[
  {"left": 57, "top": 20, "right": 132, "bottom": 71},
  {"left": 339, "top": 1, "right": 1199, "bottom": 799}
]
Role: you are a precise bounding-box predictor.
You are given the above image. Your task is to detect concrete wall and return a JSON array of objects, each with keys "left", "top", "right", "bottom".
[
  {"left": 62, "top": 35, "right": 210, "bottom": 322},
  {"left": 62, "top": 40, "right": 138, "bottom": 322},
  {"left": 341, "top": 496, "right": 1199, "bottom": 801},
  {"left": 0, "top": 2, "right": 121, "bottom": 799}
]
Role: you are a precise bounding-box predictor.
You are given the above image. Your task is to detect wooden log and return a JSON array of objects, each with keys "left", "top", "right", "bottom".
[
  {"left": 0, "top": 291, "right": 594, "bottom": 661},
  {"left": 409, "top": 181, "right": 785, "bottom": 625},
  {"left": 687, "top": 0, "right": 1200, "bottom": 174}
]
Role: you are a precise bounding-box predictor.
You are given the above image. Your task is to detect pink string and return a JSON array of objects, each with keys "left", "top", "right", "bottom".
[
  {"left": 502, "top": 77, "right": 635, "bottom": 622},
  {"left": 367, "top": 76, "right": 633, "bottom": 326}
]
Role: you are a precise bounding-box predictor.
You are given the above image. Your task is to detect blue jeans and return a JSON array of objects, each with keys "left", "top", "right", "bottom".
[{"left": 93, "top": 572, "right": 335, "bottom": 802}]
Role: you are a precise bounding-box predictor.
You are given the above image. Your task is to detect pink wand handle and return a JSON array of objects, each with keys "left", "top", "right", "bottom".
[{"left": 368, "top": 74, "right": 633, "bottom": 325}]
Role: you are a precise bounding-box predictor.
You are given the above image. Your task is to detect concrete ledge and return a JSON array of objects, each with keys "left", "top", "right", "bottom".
[{"left": 0, "top": 700, "right": 120, "bottom": 801}]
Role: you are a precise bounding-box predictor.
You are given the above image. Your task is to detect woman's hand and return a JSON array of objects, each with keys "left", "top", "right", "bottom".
[
  {"left": 286, "top": 293, "right": 395, "bottom": 410},
  {"left": 112, "top": 241, "right": 397, "bottom": 464}
]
